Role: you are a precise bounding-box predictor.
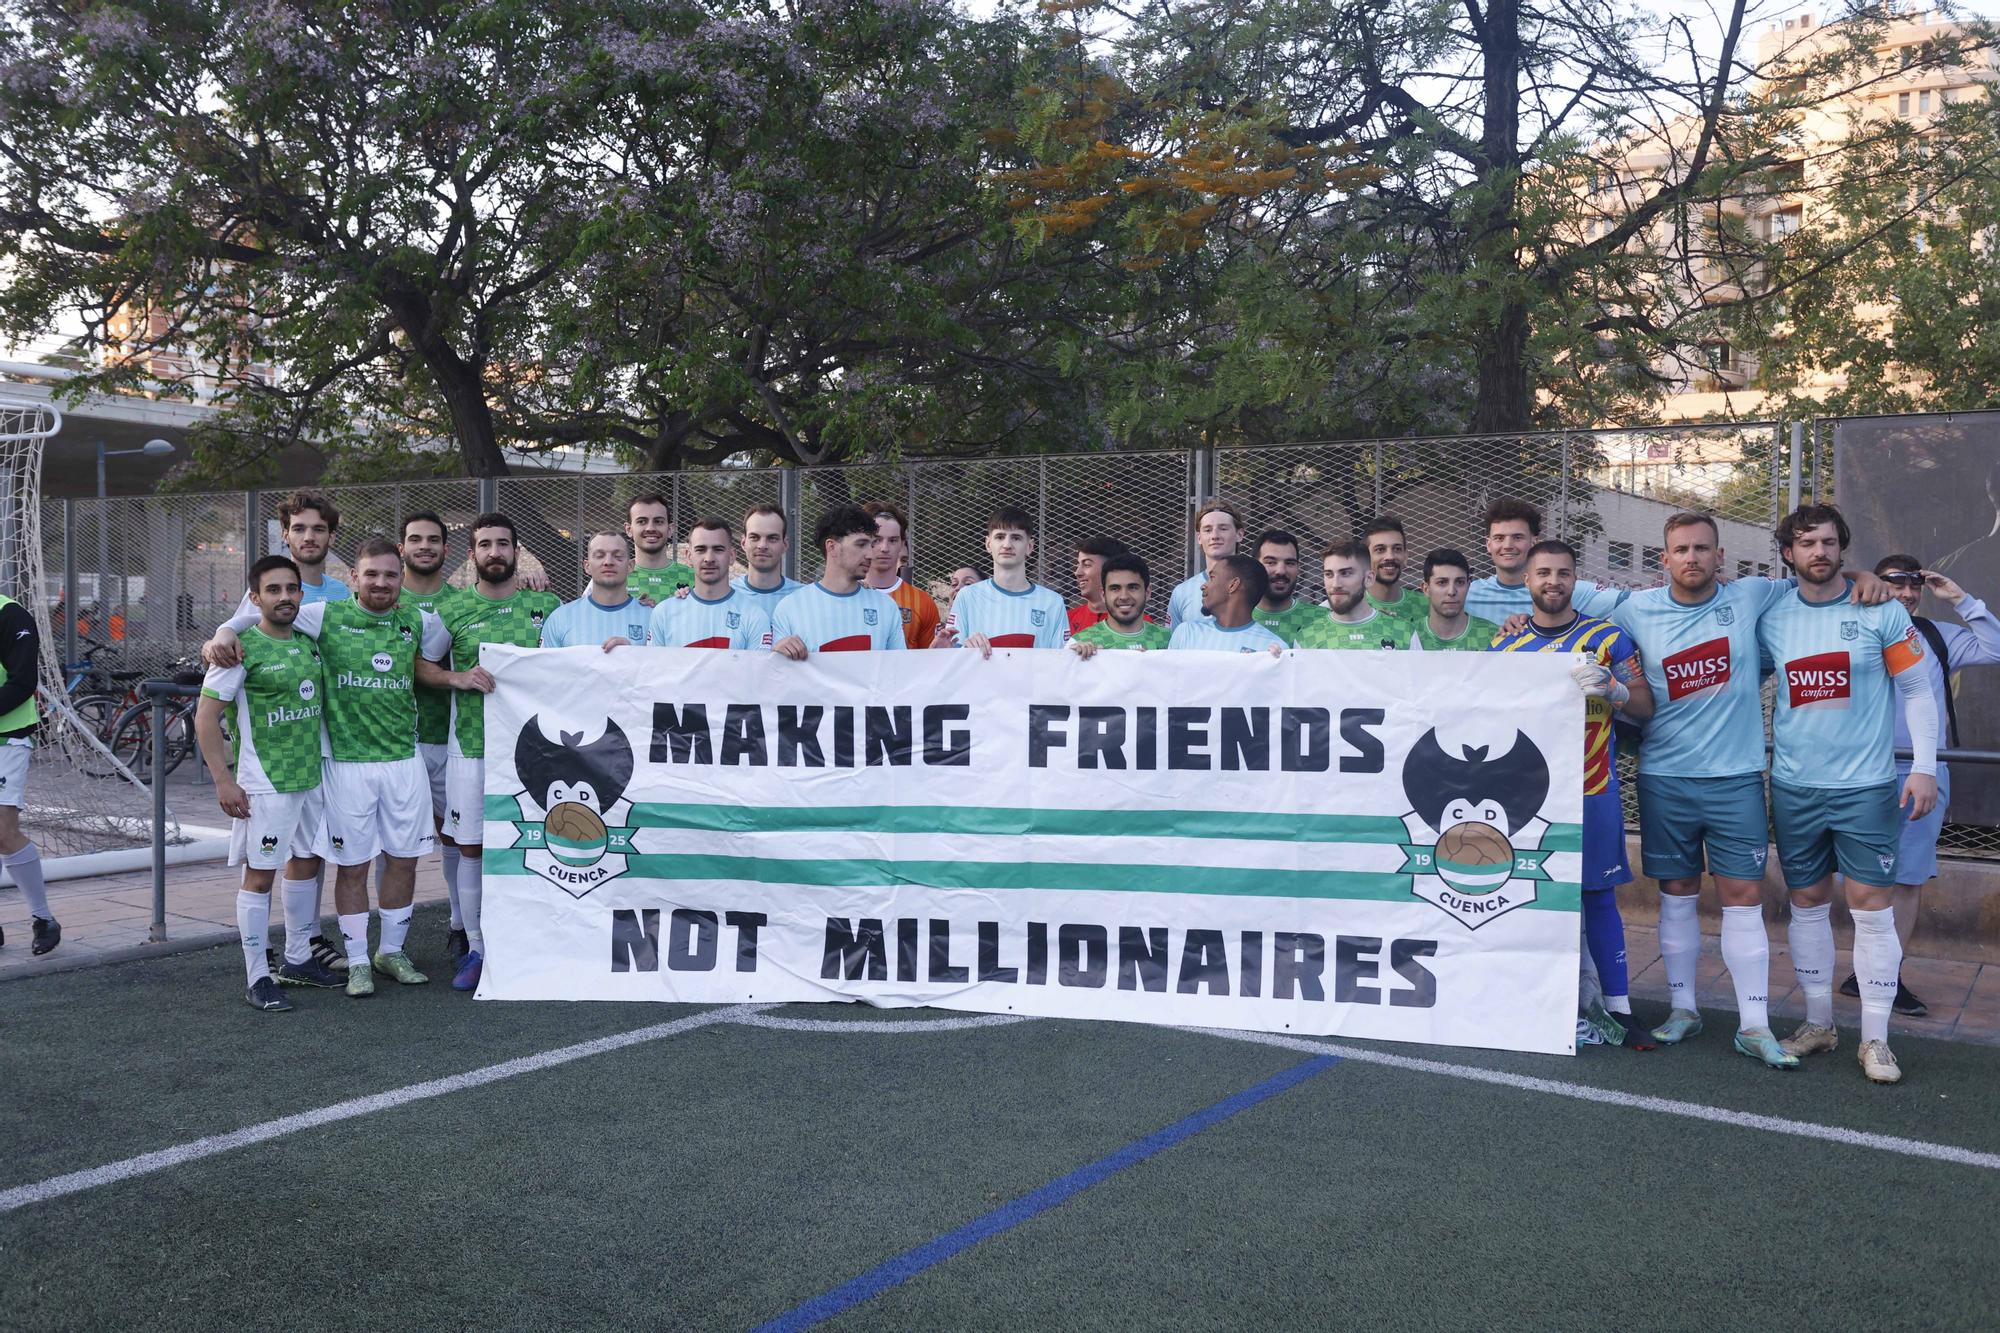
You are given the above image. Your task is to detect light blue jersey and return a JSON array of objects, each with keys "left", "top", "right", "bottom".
[
  {"left": 648, "top": 588, "right": 772, "bottom": 650},
  {"left": 943, "top": 580, "right": 1068, "bottom": 648},
  {"left": 1897, "top": 598, "right": 2000, "bottom": 754},
  {"left": 1759, "top": 587, "right": 1929, "bottom": 790},
  {"left": 1168, "top": 619, "right": 1286, "bottom": 653},
  {"left": 770, "top": 582, "right": 906, "bottom": 652},
  {"left": 540, "top": 593, "right": 651, "bottom": 649},
  {"left": 1168, "top": 571, "right": 1209, "bottom": 628},
  {"left": 731, "top": 572, "right": 803, "bottom": 620},
  {"left": 1465, "top": 575, "right": 1627, "bottom": 625},
  {"left": 1610, "top": 576, "right": 1791, "bottom": 778}
]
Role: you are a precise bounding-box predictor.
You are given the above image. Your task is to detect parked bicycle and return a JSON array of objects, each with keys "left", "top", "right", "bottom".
[{"left": 97, "top": 662, "right": 205, "bottom": 780}]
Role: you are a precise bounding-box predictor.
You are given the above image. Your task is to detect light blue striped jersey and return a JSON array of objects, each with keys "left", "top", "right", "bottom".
[
  {"left": 647, "top": 588, "right": 773, "bottom": 650},
  {"left": 770, "top": 582, "right": 906, "bottom": 652},
  {"left": 1758, "top": 587, "right": 1927, "bottom": 789},
  {"left": 1465, "top": 576, "right": 1627, "bottom": 625},
  {"left": 1168, "top": 619, "right": 1286, "bottom": 652},
  {"left": 730, "top": 572, "right": 803, "bottom": 621},
  {"left": 943, "top": 579, "right": 1069, "bottom": 648},
  {"left": 540, "top": 593, "right": 651, "bottom": 648},
  {"left": 1609, "top": 576, "right": 1791, "bottom": 778},
  {"left": 1168, "top": 571, "right": 1209, "bottom": 628}
]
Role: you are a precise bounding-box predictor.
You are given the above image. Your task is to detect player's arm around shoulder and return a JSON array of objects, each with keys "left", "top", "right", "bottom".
[{"left": 192, "top": 682, "right": 250, "bottom": 819}]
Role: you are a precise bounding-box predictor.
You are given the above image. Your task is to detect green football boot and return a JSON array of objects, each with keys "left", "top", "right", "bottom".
[
  {"left": 345, "top": 959, "right": 375, "bottom": 999},
  {"left": 1650, "top": 1008, "right": 1704, "bottom": 1045},
  {"left": 1732, "top": 1026, "right": 1800, "bottom": 1070},
  {"left": 371, "top": 950, "right": 429, "bottom": 986}
]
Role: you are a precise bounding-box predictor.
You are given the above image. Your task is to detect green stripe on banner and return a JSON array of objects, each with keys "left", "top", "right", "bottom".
[
  {"left": 489, "top": 798, "right": 1583, "bottom": 850},
  {"left": 482, "top": 846, "right": 1583, "bottom": 911}
]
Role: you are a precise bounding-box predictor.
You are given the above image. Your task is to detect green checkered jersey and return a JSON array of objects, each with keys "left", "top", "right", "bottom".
[
  {"left": 229, "top": 600, "right": 451, "bottom": 763},
  {"left": 1297, "top": 612, "right": 1405, "bottom": 650},
  {"left": 199, "top": 628, "right": 324, "bottom": 794},
  {"left": 628, "top": 562, "right": 696, "bottom": 604},
  {"left": 443, "top": 587, "right": 561, "bottom": 758},
  {"left": 400, "top": 583, "right": 462, "bottom": 746},
  {"left": 1252, "top": 601, "right": 1331, "bottom": 646},
  {"left": 1409, "top": 615, "right": 1501, "bottom": 653},
  {"left": 1071, "top": 619, "right": 1171, "bottom": 651},
  {"left": 1367, "top": 588, "right": 1427, "bottom": 627}
]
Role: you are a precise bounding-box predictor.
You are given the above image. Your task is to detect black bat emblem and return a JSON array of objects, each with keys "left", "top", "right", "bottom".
[
  {"left": 514, "top": 717, "right": 634, "bottom": 813},
  {"left": 1401, "top": 729, "right": 1549, "bottom": 835}
]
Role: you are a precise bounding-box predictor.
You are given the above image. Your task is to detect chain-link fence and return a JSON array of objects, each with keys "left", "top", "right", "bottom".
[{"left": 54, "top": 418, "right": 2000, "bottom": 861}]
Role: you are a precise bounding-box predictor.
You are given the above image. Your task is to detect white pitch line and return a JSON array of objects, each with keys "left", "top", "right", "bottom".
[
  {"left": 0, "top": 1003, "right": 770, "bottom": 1216},
  {"left": 735, "top": 1012, "right": 1031, "bottom": 1035},
  {"left": 1195, "top": 1026, "right": 2000, "bottom": 1172}
]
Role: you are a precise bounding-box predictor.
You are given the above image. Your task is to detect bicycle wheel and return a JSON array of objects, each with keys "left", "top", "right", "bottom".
[
  {"left": 159, "top": 706, "right": 198, "bottom": 777},
  {"left": 69, "top": 693, "right": 121, "bottom": 738},
  {"left": 104, "top": 706, "right": 155, "bottom": 779}
]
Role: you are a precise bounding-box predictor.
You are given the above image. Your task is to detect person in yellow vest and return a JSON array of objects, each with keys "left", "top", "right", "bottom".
[{"left": 0, "top": 595, "right": 57, "bottom": 955}]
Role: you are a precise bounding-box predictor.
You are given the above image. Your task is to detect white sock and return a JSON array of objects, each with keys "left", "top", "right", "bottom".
[
  {"left": 461, "top": 855, "right": 484, "bottom": 953},
  {"left": 1657, "top": 892, "right": 1700, "bottom": 1013},
  {"left": 281, "top": 877, "right": 317, "bottom": 965},
  {"left": 1852, "top": 906, "right": 1902, "bottom": 1045},
  {"left": 378, "top": 903, "right": 414, "bottom": 955},
  {"left": 1787, "top": 902, "right": 1835, "bottom": 1026},
  {"left": 1606, "top": 995, "right": 1632, "bottom": 1015},
  {"left": 337, "top": 912, "right": 369, "bottom": 967},
  {"left": 311, "top": 868, "right": 326, "bottom": 939},
  {"left": 441, "top": 844, "right": 464, "bottom": 929},
  {"left": 1720, "top": 905, "right": 1772, "bottom": 1031},
  {"left": 237, "top": 890, "right": 271, "bottom": 985},
  {"left": 4, "top": 843, "right": 51, "bottom": 920}
]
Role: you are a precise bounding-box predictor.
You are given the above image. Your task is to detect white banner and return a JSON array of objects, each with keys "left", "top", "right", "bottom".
[{"left": 478, "top": 643, "right": 1586, "bottom": 1055}]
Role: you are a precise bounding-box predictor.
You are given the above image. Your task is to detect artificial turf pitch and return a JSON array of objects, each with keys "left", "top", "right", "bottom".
[{"left": 5, "top": 904, "right": 1998, "bottom": 1331}]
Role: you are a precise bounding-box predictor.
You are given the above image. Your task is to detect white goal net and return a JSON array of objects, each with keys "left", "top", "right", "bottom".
[{"left": 0, "top": 396, "right": 184, "bottom": 858}]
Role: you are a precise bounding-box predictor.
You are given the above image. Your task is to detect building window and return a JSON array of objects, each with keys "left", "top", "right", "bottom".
[
  {"left": 1644, "top": 545, "right": 1664, "bottom": 572},
  {"left": 1770, "top": 207, "right": 1802, "bottom": 239},
  {"left": 1609, "top": 541, "right": 1634, "bottom": 571},
  {"left": 1738, "top": 560, "right": 1753, "bottom": 578},
  {"left": 1706, "top": 343, "right": 1735, "bottom": 372},
  {"left": 1899, "top": 92, "right": 1911, "bottom": 115},
  {"left": 1920, "top": 90, "right": 1932, "bottom": 113}
]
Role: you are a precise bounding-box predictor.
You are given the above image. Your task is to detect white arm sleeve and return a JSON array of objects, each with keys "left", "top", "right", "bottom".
[{"left": 1896, "top": 664, "right": 1939, "bottom": 776}]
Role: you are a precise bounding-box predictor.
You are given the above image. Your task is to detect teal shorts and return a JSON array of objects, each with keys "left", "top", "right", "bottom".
[
  {"left": 1770, "top": 780, "right": 1902, "bottom": 890},
  {"left": 1634, "top": 772, "right": 1770, "bottom": 883}
]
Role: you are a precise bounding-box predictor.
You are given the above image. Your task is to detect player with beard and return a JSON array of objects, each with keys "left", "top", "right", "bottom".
[
  {"left": 1490, "top": 540, "right": 1657, "bottom": 1048},
  {"left": 1361, "top": 516, "right": 1427, "bottom": 629},
  {"left": 625, "top": 492, "right": 695, "bottom": 604},
  {"left": 637, "top": 518, "right": 772, "bottom": 649},
  {"left": 771, "top": 506, "right": 906, "bottom": 657},
  {"left": 208, "top": 541, "right": 454, "bottom": 998},
  {"left": 1608, "top": 512, "right": 1894, "bottom": 1065},
  {"left": 1407, "top": 550, "right": 1499, "bottom": 651},
  {"left": 435, "top": 515, "right": 560, "bottom": 993},
  {"left": 394, "top": 511, "right": 469, "bottom": 961},
  {"left": 862, "top": 501, "right": 940, "bottom": 649},
  {"left": 732, "top": 504, "right": 802, "bottom": 618},
  {"left": 1168, "top": 501, "right": 1244, "bottom": 629},
  {"left": 1250, "top": 529, "right": 1331, "bottom": 645},
  {"left": 1070, "top": 554, "right": 1169, "bottom": 652},
  {"left": 196, "top": 557, "right": 333, "bottom": 1008},
  {"left": 1759, "top": 507, "right": 1937, "bottom": 1084},
  {"left": 1300, "top": 541, "right": 1402, "bottom": 649}
]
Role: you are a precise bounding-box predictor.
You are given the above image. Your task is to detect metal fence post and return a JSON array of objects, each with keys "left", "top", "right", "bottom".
[
  {"left": 477, "top": 477, "right": 499, "bottom": 514},
  {"left": 1372, "top": 442, "right": 1385, "bottom": 514},
  {"left": 1555, "top": 434, "right": 1573, "bottom": 544},
  {"left": 149, "top": 683, "right": 168, "bottom": 943},
  {"left": 1787, "top": 421, "right": 1803, "bottom": 514},
  {"left": 61, "top": 499, "right": 77, "bottom": 669},
  {"left": 906, "top": 467, "right": 919, "bottom": 581},
  {"left": 779, "top": 468, "right": 801, "bottom": 581},
  {"left": 243, "top": 488, "right": 260, "bottom": 587},
  {"left": 1035, "top": 458, "right": 1049, "bottom": 585}
]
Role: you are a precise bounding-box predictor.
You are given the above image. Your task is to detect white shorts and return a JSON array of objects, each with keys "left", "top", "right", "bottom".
[
  {"left": 316, "top": 756, "right": 435, "bottom": 865},
  {"left": 229, "top": 788, "right": 325, "bottom": 870},
  {"left": 419, "top": 742, "right": 449, "bottom": 820},
  {"left": 444, "top": 755, "right": 485, "bottom": 846},
  {"left": 0, "top": 738, "right": 28, "bottom": 809}
]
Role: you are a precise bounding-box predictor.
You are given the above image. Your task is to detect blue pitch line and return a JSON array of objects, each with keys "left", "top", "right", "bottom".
[{"left": 752, "top": 1052, "right": 1341, "bottom": 1333}]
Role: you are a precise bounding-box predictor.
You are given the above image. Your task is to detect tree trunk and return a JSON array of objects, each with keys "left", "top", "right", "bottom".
[{"left": 1468, "top": 0, "right": 1533, "bottom": 435}]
